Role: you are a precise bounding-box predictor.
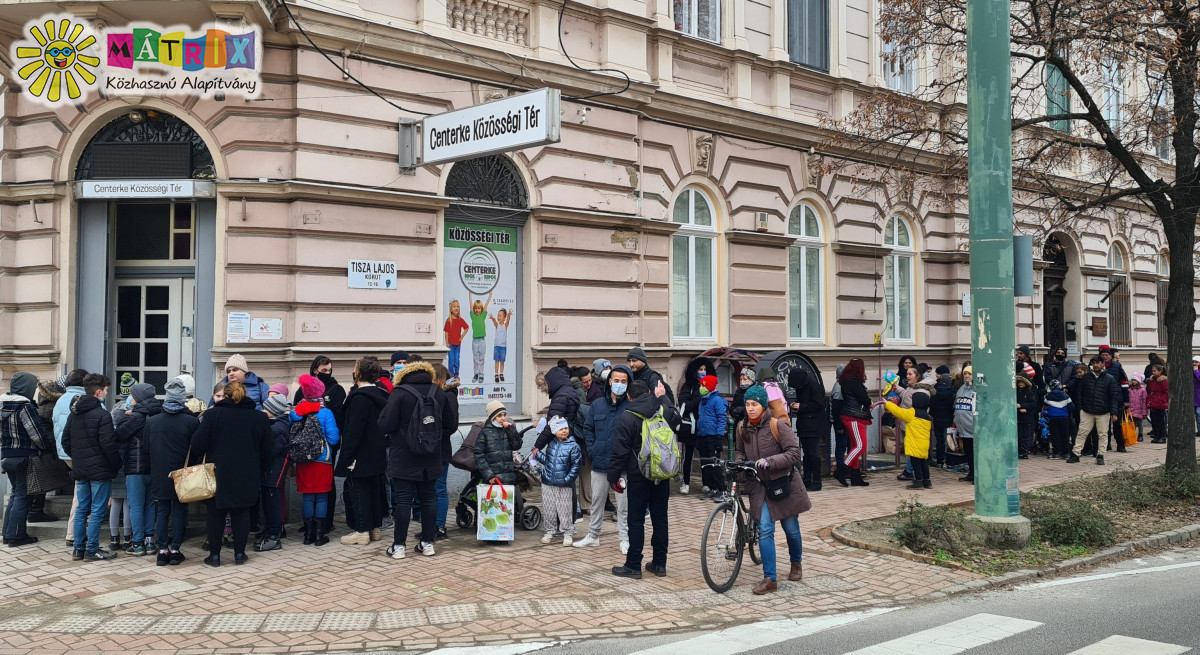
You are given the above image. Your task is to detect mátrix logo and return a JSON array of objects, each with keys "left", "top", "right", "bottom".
[
  {"left": 13, "top": 17, "right": 99, "bottom": 103},
  {"left": 10, "top": 14, "right": 262, "bottom": 107}
]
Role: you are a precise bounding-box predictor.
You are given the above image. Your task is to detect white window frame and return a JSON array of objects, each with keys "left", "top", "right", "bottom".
[
  {"left": 673, "top": 0, "right": 721, "bottom": 42},
  {"left": 881, "top": 39, "right": 916, "bottom": 94},
  {"left": 1106, "top": 243, "right": 1132, "bottom": 347},
  {"left": 883, "top": 215, "right": 915, "bottom": 342},
  {"left": 788, "top": 202, "right": 824, "bottom": 342},
  {"left": 671, "top": 187, "right": 718, "bottom": 342},
  {"left": 1102, "top": 61, "right": 1122, "bottom": 133},
  {"left": 1106, "top": 243, "right": 1127, "bottom": 271}
]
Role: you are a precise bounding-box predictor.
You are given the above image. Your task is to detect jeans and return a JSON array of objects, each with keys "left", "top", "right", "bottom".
[
  {"left": 391, "top": 477, "right": 436, "bottom": 546},
  {"left": 624, "top": 477, "right": 669, "bottom": 569},
  {"left": 154, "top": 499, "right": 187, "bottom": 550},
  {"left": 206, "top": 504, "right": 250, "bottom": 555},
  {"left": 758, "top": 503, "right": 802, "bottom": 581},
  {"left": 3, "top": 466, "right": 29, "bottom": 540},
  {"left": 447, "top": 344, "right": 461, "bottom": 378},
  {"left": 73, "top": 480, "right": 112, "bottom": 553},
  {"left": 261, "top": 486, "right": 283, "bottom": 537},
  {"left": 125, "top": 474, "right": 155, "bottom": 544},
  {"left": 302, "top": 492, "right": 329, "bottom": 520},
  {"left": 585, "top": 471, "right": 628, "bottom": 540}
]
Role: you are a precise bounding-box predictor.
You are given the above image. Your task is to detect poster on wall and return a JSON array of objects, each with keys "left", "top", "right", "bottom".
[{"left": 443, "top": 222, "right": 518, "bottom": 411}]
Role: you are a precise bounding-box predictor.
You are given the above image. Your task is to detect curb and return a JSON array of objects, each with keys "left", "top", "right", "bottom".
[{"left": 832, "top": 520, "right": 1200, "bottom": 595}]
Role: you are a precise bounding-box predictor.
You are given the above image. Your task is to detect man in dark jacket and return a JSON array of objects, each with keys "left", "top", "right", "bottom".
[
  {"left": 1068, "top": 357, "right": 1121, "bottom": 465},
  {"left": 1043, "top": 347, "right": 1078, "bottom": 389},
  {"left": 378, "top": 361, "right": 454, "bottom": 560},
  {"left": 533, "top": 366, "right": 580, "bottom": 451},
  {"left": 626, "top": 347, "right": 675, "bottom": 406},
  {"left": 2, "top": 372, "right": 50, "bottom": 547},
  {"left": 609, "top": 379, "right": 681, "bottom": 579},
  {"left": 787, "top": 368, "right": 829, "bottom": 491},
  {"left": 928, "top": 367, "right": 956, "bottom": 467},
  {"left": 146, "top": 377, "right": 198, "bottom": 565},
  {"left": 115, "top": 383, "right": 161, "bottom": 555},
  {"left": 574, "top": 365, "right": 633, "bottom": 551},
  {"left": 1098, "top": 345, "right": 1130, "bottom": 405},
  {"left": 1014, "top": 345, "right": 1044, "bottom": 395},
  {"left": 62, "top": 373, "right": 121, "bottom": 560}
]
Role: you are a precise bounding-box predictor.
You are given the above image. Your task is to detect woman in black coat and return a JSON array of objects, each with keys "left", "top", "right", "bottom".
[
  {"left": 787, "top": 368, "right": 829, "bottom": 492},
  {"left": 191, "top": 381, "right": 269, "bottom": 566},
  {"left": 675, "top": 356, "right": 713, "bottom": 495},
  {"left": 336, "top": 357, "right": 390, "bottom": 546}
]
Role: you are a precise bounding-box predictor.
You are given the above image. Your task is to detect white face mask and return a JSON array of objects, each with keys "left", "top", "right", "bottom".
[
  {"left": 600, "top": 369, "right": 611, "bottom": 380},
  {"left": 610, "top": 382, "right": 628, "bottom": 397},
  {"left": 492, "top": 420, "right": 505, "bottom": 428}
]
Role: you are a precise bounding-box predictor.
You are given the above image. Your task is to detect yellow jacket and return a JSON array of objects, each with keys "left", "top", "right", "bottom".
[{"left": 886, "top": 402, "right": 931, "bottom": 460}]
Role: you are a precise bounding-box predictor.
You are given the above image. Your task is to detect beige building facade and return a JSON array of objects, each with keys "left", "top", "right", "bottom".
[{"left": 0, "top": 0, "right": 1194, "bottom": 420}]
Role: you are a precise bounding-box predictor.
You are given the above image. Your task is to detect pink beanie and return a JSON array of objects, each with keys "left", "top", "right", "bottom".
[
  {"left": 268, "top": 383, "right": 289, "bottom": 397},
  {"left": 298, "top": 374, "right": 325, "bottom": 401}
]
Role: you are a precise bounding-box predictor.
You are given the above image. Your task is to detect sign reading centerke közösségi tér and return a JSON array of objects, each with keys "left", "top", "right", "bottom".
[{"left": 406, "top": 88, "right": 561, "bottom": 167}]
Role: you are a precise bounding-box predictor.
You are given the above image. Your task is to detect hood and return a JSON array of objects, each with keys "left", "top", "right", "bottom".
[
  {"left": 395, "top": 361, "right": 436, "bottom": 386},
  {"left": 605, "top": 365, "right": 634, "bottom": 397},
  {"left": 215, "top": 397, "right": 257, "bottom": 410},
  {"left": 72, "top": 394, "right": 102, "bottom": 414},
  {"left": 350, "top": 383, "right": 389, "bottom": 408},
  {"left": 682, "top": 356, "right": 715, "bottom": 391},
  {"left": 626, "top": 390, "right": 662, "bottom": 416},
  {"left": 132, "top": 396, "right": 163, "bottom": 416},
  {"left": 787, "top": 368, "right": 810, "bottom": 392},
  {"left": 937, "top": 374, "right": 954, "bottom": 387},
  {"left": 0, "top": 393, "right": 34, "bottom": 419},
  {"left": 8, "top": 371, "right": 38, "bottom": 403},
  {"left": 37, "top": 379, "right": 65, "bottom": 404},
  {"left": 544, "top": 366, "right": 572, "bottom": 397}
]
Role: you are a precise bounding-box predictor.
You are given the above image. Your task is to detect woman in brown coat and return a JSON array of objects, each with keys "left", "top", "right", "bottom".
[{"left": 735, "top": 385, "right": 811, "bottom": 595}]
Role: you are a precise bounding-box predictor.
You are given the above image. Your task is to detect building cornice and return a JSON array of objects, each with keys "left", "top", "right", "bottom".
[
  {"left": 533, "top": 206, "right": 681, "bottom": 235},
  {"left": 831, "top": 242, "right": 893, "bottom": 257},
  {"left": 724, "top": 230, "right": 795, "bottom": 247},
  {"left": 216, "top": 180, "right": 451, "bottom": 210}
]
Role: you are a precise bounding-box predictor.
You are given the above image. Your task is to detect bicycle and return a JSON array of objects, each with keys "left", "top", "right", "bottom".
[{"left": 698, "top": 457, "right": 762, "bottom": 593}]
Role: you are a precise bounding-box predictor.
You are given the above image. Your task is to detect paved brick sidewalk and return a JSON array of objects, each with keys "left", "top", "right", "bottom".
[{"left": 0, "top": 443, "right": 1168, "bottom": 654}]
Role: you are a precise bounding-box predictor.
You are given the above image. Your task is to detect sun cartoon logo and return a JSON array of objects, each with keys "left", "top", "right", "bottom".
[{"left": 13, "top": 17, "right": 99, "bottom": 103}]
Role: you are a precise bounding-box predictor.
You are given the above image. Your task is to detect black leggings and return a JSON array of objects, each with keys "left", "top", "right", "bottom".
[
  {"left": 1150, "top": 409, "right": 1167, "bottom": 442},
  {"left": 680, "top": 438, "right": 697, "bottom": 486},
  {"left": 699, "top": 435, "right": 724, "bottom": 492},
  {"left": 206, "top": 504, "right": 251, "bottom": 555},
  {"left": 799, "top": 437, "right": 820, "bottom": 485},
  {"left": 347, "top": 476, "right": 383, "bottom": 534}
]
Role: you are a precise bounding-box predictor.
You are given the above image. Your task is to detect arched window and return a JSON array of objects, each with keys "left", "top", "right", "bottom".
[
  {"left": 1106, "top": 243, "right": 1131, "bottom": 346},
  {"left": 671, "top": 187, "right": 717, "bottom": 340},
  {"left": 1157, "top": 251, "right": 1169, "bottom": 346},
  {"left": 788, "top": 202, "right": 824, "bottom": 341},
  {"left": 883, "top": 216, "right": 914, "bottom": 342}
]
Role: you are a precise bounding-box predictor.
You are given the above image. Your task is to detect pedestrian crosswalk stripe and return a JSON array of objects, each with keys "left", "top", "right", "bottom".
[
  {"left": 627, "top": 608, "right": 899, "bottom": 655},
  {"left": 423, "top": 642, "right": 563, "bottom": 655},
  {"left": 843, "top": 613, "right": 1043, "bottom": 655},
  {"left": 1066, "top": 635, "right": 1191, "bottom": 655}
]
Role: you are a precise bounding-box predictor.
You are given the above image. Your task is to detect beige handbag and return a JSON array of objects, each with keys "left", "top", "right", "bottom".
[{"left": 170, "top": 449, "right": 216, "bottom": 503}]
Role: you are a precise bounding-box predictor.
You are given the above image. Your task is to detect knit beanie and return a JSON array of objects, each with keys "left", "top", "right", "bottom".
[
  {"left": 486, "top": 400, "right": 507, "bottom": 423},
  {"left": 298, "top": 374, "right": 325, "bottom": 400},
  {"left": 549, "top": 416, "right": 569, "bottom": 434},
  {"left": 9, "top": 371, "right": 37, "bottom": 401},
  {"left": 626, "top": 347, "right": 648, "bottom": 365},
  {"left": 268, "top": 383, "right": 290, "bottom": 397},
  {"left": 176, "top": 373, "right": 197, "bottom": 398},
  {"left": 225, "top": 353, "right": 248, "bottom": 374},
  {"left": 740, "top": 368, "right": 757, "bottom": 383},
  {"left": 911, "top": 392, "right": 931, "bottom": 410},
  {"left": 263, "top": 394, "right": 291, "bottom": 418},
  {"left": 935, "top": 365, "right": 950, "bottom": 375},
  {"left": 700, "top": 375, "right": 718, "bottom": 393},
  {"left": 390, "top": 350, "right": 410, "bottom": 366},
  {"left": 744, "top": 384, "right": 769, "bottom": 408},
  {"left": 592, "top": 359, "right": 611, "bottom": 375},
  {"left": 129, "top": 383, "right": 156, "bottom": 404},
  {"left": 165, "top": 377, "right": 188, "bottom": 406},
  {"left": 119, "top": 372, "right": 138, "bottom": 397}
]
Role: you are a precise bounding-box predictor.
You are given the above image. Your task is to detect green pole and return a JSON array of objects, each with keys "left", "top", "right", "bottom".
[{"left": 967, "top": 0, "right": 1021, "bottom": 518}]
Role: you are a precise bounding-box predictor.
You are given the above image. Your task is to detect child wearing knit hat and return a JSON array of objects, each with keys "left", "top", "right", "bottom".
[
  {"left": 537, "top": 416, "right": 583, "bottom": 546},
  {"left": 291, "top": 375, "right": 341, "bottom": 547},
  {"left": 697, "top": 375, "right": 730, "bottom": 501}
]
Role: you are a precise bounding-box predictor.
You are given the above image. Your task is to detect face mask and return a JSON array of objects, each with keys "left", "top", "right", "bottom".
[
  {"left": 699, "top": 387, "right": 710, "bottom": 396},
  {"left": 697, "top": 371, "right": 706, "bottom": 379},
  {"left": 610, "top": 382, "right": 628, "bottom": 397},
  {"left": 1055, "top": 354, "right": 1065, "bottom": 361},
  {"left": 492, "top": 420, "right": 505, "bottom": 428},
  {"left": 394, "top": 363, "right": 405, "bottom": 373},
  {"left": 739, "top": 381, "right": 751, "bottom": 389},
  {"left": 600, "top": 369, "right": 610, "bottom": 380}
]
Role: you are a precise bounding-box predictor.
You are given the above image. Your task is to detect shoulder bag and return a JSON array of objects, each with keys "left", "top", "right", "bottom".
[{"left": 169, "top": 448, "right": 217, "bottom": 503}]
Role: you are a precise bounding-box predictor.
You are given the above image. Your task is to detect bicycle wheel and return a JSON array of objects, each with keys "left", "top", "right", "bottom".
[
  {"left": 738, "top": 495, "right": 761, "bottom": 565},
  {"left": 700, "top": 500, "right": 743, "bottom": 593}
]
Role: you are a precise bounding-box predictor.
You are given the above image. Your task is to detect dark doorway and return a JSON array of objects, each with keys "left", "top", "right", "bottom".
[{"left": 1043, "top": 235, "right": 1069, "bottom": 351}]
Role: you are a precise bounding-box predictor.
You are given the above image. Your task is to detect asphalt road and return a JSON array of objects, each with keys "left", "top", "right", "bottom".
[{"left": 503, "top": 544, "right": 1200, "bottom": 655}]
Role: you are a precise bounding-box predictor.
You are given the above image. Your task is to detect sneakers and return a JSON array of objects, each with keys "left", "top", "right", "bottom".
[
  {"left": 84, "top": 549, "right": 117, "bottom": 561},
  {"left": 540, "top": 534, "right": 555, "bottom": 545},
  {"left": 415, "top": 541, "right": 436, "bottom": 556},
  {"left": 109, "top": 537, "right": 122, "bottom": 551},
  {"left": 701, "top": 486, "right": 711, "bottom": 494},
  {"left": 620, "top": 541, "right": 630, "bottom": 555},
  {"left": 572, "top": 535, "right": 600, "bottom": 548},
  {"left": 126, "top": 543, "right": 147, "bottom": 556},
  {"left": 1066, "top": 454, "right": 1080, "bottom": 463},
  {"left": 71, "top": 549, "right": 84, "bottom": 561},
  {"left": 254, "top": 536, "right": 282, "bottom": 552},
  {"left": 435, "top": 527, "right": 448, "bottom": 541},
  {"left": 168, "top": 551, "right": 185, "bottom": 565},
  {"left": 156, "top": 551, "right": 171, "bottom": 566},
  {"left": 713, "top": 492, "right": 731, "bottom": 503},
  {"left": 562, "top": 535, "right": 574, "bottom": 547},
  {"left": 370, "top": 529, "right": 383, "bottom": 542},
  {"left": 387, "top": 544, "right": 406, "bottom": 559},
  {"left": 611, "top": 565, "right": 642, "bottom": 579},
  {"left": 340, "top": 531, "right": 371, "bottom": 546},
  {"left": 679, "top": 484, "right": 690, "bottom": 495}
]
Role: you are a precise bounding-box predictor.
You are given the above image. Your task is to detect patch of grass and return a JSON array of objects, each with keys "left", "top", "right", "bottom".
[
  {"left": 889, "top": 497, "right": 968, "bottom": 555},
  {"left": 1023, "top": 491, "right": 1117, "bottom": 548},
  {"left": 956, "top": 542, "right": 1092, "bottom": 576}
]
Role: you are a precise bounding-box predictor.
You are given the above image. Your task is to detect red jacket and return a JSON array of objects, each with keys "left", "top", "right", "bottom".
[{"left": 1147, "top": 375, "right": 1169, "bottom": 411}]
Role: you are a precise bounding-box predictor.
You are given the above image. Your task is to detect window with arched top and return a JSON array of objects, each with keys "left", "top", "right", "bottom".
[
  {"left": 788, "top": 203, "right": 824, "bottom": 341},
  {"left": 1106, "top": 243, "right": 1131, "bottom": 346},
  {"left": 883, "top": 215, "right": 915, "bottom": 342},
  {"left": 671, "top": 187, "right": 717, "bottom": 340},
  {"left": 1157, "top": 251, "right": 1169, "bottom": 346}
]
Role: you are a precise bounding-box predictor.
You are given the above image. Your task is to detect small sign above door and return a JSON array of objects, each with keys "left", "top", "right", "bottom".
[{"left": 74, "top": 180, "right": 216, "bottom": 199}]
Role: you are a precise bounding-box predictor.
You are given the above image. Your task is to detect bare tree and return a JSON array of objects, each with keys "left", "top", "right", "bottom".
[{"left": 828, "top": 0, "right": 1198, "bottom": 472}]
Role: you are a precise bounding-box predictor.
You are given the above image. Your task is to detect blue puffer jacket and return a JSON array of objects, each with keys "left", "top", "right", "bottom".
[
  {"left": 52, "top": 386, "right": 84, "bottom": 459},
  {"left": 1043, "top": 389, "right": 1073, "bottom": 419},
  {"left": 213, "top": 372, "right": 271, "bottom": 411},
  {"left": 583, "top": 365, "right": 633, "bottom": 473},
  {"left": 290, "top": 404, "right": 340, "bottom": 463},
  {"left": 538, "top": 436, "right": 582, "bottom": 487},
  {"left": 696, "top": 391, "right": 728, "bottom": 436}
]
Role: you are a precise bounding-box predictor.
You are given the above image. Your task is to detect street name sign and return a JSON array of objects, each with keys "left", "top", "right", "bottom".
[{"left": 399, "top": 88, "right": 561, "bottom": 168}]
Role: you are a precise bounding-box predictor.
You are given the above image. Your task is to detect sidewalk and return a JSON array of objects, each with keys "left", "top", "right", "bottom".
[{"left": 0, "top": 443, "right": 1169, "bottom": 654}]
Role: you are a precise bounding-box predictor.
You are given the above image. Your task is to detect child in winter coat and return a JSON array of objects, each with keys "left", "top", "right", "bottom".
[
  {"left": 877, "top": 393, "right": 933, "bottom": 489},
  {"left": 1043, "top": 379, "right": 1073, "bottom": 459},
  {"left": 697, "top": 375, "right": 730, "bottom": 500},
  {"left": 1128, "top": 374, "right": 1148, "bottom": 442},
  {"left": 290, "top": 375, "right": 340, "bottom": 547},
  {"left": 536, "top": 416, "right": 583, "bottom": 546},
  {"left": 146, "top": 377, "right": 198, "bottom": 565},
  {"left": 1015, "top": 375, "right": 1038, "bottom": 459},
  {"left": 1147, "top": 364, "right": 1169, "bottom": 443},
  {"left": 256, "top": 394, "right": 291, "bottom": 552}
]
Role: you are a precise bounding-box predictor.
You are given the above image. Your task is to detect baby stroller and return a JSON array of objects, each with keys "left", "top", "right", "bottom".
[{"left": 452, "top": 425, "right": 542, "bottom": 532}]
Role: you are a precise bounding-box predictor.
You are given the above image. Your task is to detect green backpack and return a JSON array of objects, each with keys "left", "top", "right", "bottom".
[{"left": 628, "top": 408, "right": 681, "bottom": 481}]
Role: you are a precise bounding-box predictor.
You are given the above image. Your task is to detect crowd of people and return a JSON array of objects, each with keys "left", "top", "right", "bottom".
[{"left": 3, "top": 344, "right": 1200, "bottom": 595}]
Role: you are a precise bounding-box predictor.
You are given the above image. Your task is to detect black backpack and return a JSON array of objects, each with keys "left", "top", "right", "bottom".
[
  {"left": 398, "top": 386, "right": 442, "bottom": 456},
  {"left": 288, "top": 413, "right": 326, "bottom": 463}
]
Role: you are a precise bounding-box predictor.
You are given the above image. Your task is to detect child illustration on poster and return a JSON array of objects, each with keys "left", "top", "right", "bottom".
[{"left": 444, "top": 221, "right": 518, "bottom": 413}]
